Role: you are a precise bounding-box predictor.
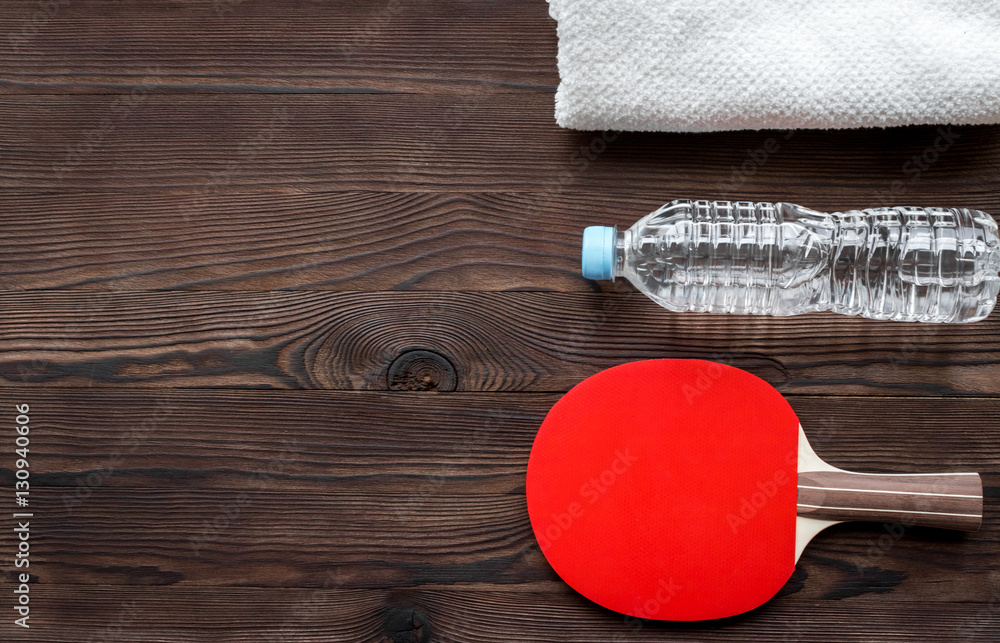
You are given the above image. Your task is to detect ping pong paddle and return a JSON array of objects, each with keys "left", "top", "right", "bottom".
[{"left": 526, "top": 359, "right": 982, "bottom": 621}]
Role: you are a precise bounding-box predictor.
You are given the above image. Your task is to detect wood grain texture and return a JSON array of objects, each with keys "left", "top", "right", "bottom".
[
  {"left": 1, "top": 587, "right": 997, "bottom": 642},
  {"left": 2, "top": 0, "right": 998, "bottom": 639},
  {"left": 0, "top": 0, "right": 558, "bottom": 94},
  {"left": 0, "top": 391, "right": 995, "bottom": 604},
  {"left": 1, "top": 389, "right": 996, "bottom": 491},
  {"left": 3, "top": 94, "right": 1000, "bottom": 198},
  {"left": 0, "top": 190, "right": 635, "bottom": 292},
  {"left": 797, "top": 471, "right": 983, "bottom": 531},
  {"left": 4, "top": 485, "right": 990, "bottom": 594},
  {"left": 3, "top": 190, "right": 999, "bottom": 292},
  {"left": 1, "top": 291, "right": 1000, "bottom": 394}
]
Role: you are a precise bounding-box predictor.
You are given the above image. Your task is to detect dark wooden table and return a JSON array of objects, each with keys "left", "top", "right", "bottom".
[{"left": 1, "top": 1, "right": 998, "bottom": 641}]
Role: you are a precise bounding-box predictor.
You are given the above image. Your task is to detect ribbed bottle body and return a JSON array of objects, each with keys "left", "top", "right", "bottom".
[{"left": 618, "top": 200, "right": 1000, "bottom": 322}]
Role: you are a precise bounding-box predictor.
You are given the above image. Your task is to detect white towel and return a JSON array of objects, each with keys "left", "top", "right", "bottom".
[{"left": 549, "top": 0, "right": 1000, "bottom": 132}]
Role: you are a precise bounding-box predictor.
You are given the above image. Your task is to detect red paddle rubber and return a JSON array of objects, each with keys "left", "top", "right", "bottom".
[{"left": 526, "top": 359, "right": 800, "bottom": 621}]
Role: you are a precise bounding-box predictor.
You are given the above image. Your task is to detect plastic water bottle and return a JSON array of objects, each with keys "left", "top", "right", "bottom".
[{"left": 582, "top": 200, "right": 1000, "bottom": 322}]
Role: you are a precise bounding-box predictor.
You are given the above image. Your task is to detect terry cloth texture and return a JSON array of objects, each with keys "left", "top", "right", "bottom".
[{"left": 548, "top": 0, "right": 1000, "bottom": 132}]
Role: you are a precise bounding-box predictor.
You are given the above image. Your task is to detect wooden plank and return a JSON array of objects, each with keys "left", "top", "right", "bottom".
[
  {"left": 1, "top": 291, "right": 999, "bottom": 394},
  {"left": 1, "top": 389, "right": 543, "bottom": 493},
  {"left": 0, "top": 486, "right": 994, "bottom": 605},
  {"left": 0, "top": 587, "right": 996, "bottom": 642},
  {"left": 4, "top": 189, "right": 999, "bottom": 292},
  {"left": 0, "top": 390, "right": 995, "bottom": 600},
  {"left": 2, "top": 0, "right": 995, "bottom": 639},
  {"left": 0, "top": 0, "right": 558, "bottom": 94},
  {"left": 2, "top": 389, "right": 997, "bottom": 490},
  {"left": 0, "top": 191, "right": 627, "bottom": 291},
  {"left": 2, "top": 388, "right": 997, "bottom": 485},
  {"left": 3, "top": 94, "right": 1000, "bottom": 197}
]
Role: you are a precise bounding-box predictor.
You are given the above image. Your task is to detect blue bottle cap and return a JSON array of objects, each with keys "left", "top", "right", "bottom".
[{"left": 581, "top": 226, "right": 616, "bottom": 280}]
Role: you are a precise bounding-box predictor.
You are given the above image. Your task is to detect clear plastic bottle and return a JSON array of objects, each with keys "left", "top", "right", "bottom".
[{"left": 582, "top": 200, "right": 1000, "bottom": 322}]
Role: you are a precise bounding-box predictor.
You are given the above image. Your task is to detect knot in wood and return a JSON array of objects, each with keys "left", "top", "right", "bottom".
[
  {"left": 383, "top": 606, "right": 432, "bottom": 643},
  {"left": 387, "top": 349, "right": 457, "bottom": 391}
]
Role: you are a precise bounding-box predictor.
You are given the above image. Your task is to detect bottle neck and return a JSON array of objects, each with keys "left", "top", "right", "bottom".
[{"left": 613, "top": 229, "right": 627, "bottom": 279}]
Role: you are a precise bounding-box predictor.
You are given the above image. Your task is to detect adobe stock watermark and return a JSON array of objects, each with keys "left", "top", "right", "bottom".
[
  {"left": 4, "top": 0, "right": 69, "bottom": 53},
  {"left": 84, "top": 599, "right": 143, "bottom": 643},
  {"left": 393, "top": 91, "right": 494, "bottom": 184},
  {"left": 617, "top": 577, "right": 683, "bottom": 631},
  {"left": 188, "top": 439, "right": 298, "bottom": 556},
  {"left": 852, "top": 521, "right": 913, "bottom": 574},
  {"left": 212, "top": 0, "right": 247, "bottom": 17},
  {"left": 954, "top": 577, "right": 1000, "bottom": 640},
  {"left": 61, "top": 398, "right": 174, "bottom": 514},
  {"left": 610, "top": 576, "right": 684, "bottom": 642},
  {"left": 850, "top": 474, "right": 956, "bottom": 574},
  {"left": 52, "top": 68, "right": 163, "bottom": 180},
  {"left": 393, "top": 412, "right": 500, "bottom": 519},
  {"left": 12, "top": 291, "right": 119, "bottom": 386},
  {"left": 726, "top": 450, "right": 795, "bottom": 534},
  {"left": 339, "top": 0, "right": 405, "bottom": 54},
  {"left": 718, "top": 130, "right": 795, "bottom": 200},
  {"left": 534, "top": 130, "right": 619, "bottom": 206},
  {"left": 871, "top": 126, "right": 961, "bottom": 207},
  {"left": 12, "top": 404, "right": 33, "bottom": 630},
  {"left": 187, "top": 106, "right": 290, "bottom": 220},
  {"left": 560, "top": 295, "right": 624, "bottom": 360},
  {"left": 534, "top": 447, "right": 638, "bottom": 552},
  {"left": 888, "top": 322, "right": 939, "bottom": 367},
  {"left": 268, "top": 568, "right": 348, "bottom": 642},
  {"left": 675, "top": 350, "right": 769, "bottom": 406},
  {"left": 680, "top": 359, "right": 728, "bottom": 405}
]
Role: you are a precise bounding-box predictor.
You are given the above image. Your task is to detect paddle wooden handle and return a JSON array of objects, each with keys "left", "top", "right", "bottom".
[{"left": 797, "top": 470, "right": 983, "bottom": 531}]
